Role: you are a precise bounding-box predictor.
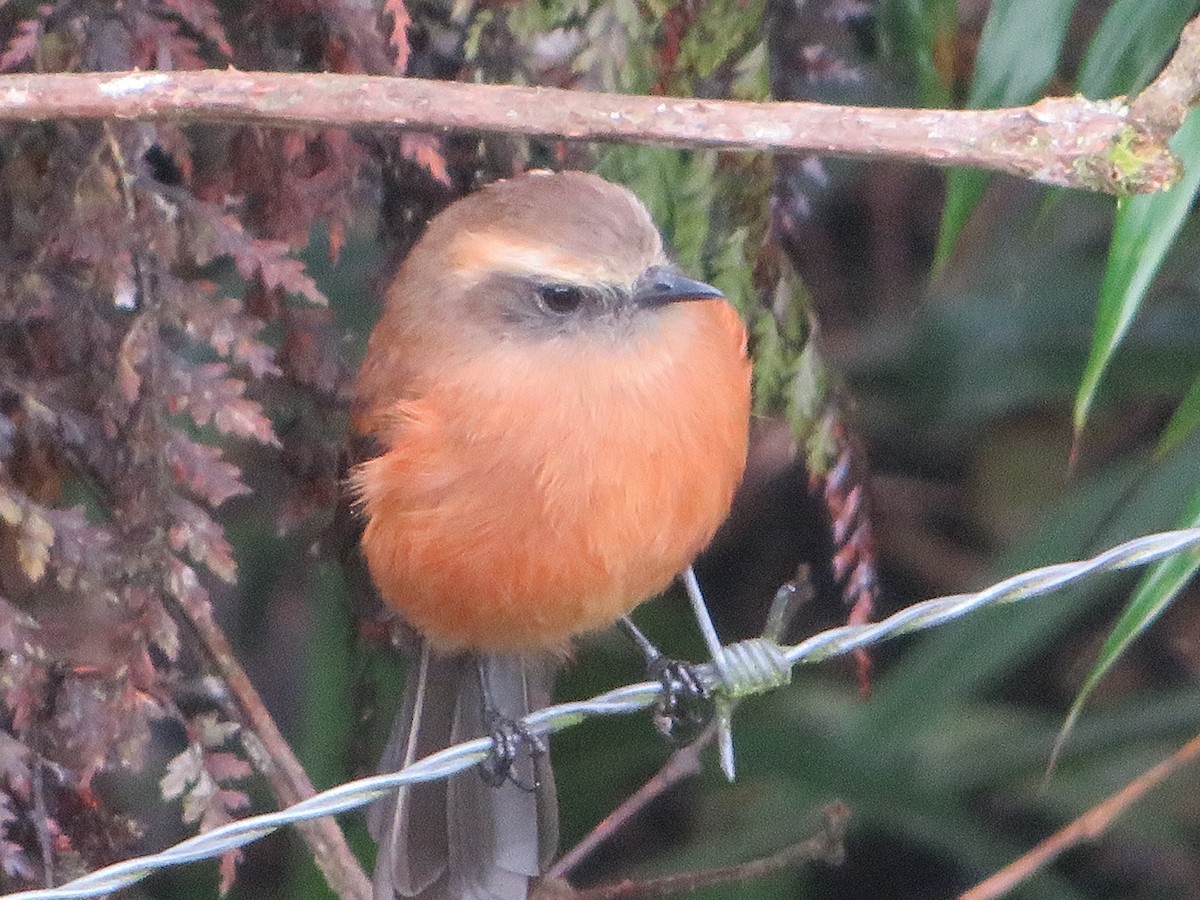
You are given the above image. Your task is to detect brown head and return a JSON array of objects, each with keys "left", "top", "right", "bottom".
[{"left": 353, "top": 170, "right": 726, "bottom": 436}]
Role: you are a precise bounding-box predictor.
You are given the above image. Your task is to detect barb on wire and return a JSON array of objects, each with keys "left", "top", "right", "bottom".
[{"left": 7, "top": 526, "right": 1200, "bottom": 900}]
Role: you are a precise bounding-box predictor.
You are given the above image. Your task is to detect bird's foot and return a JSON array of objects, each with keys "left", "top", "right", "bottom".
[
  {"left": 647, "top": 655, "right": 713, "bottom": 745},
  {"left": 619, "top": 616, "right": 715, "bottom": 745},
  {"left": 479, "top": 713, "right": 547, "bottom": 791}
]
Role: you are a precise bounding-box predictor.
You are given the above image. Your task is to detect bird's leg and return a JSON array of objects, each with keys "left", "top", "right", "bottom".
[
  {"left": 680, "top": 567, "right": 737, "bottom": 780},
  {"left": 618, "top": 616, "right": 712, "bottom": 746},
  {"left": 475, "top": 658, "right": 547, "bottom": 792},
  {"left": 680, "top": 568, "right": 732, "bottom": 681}
]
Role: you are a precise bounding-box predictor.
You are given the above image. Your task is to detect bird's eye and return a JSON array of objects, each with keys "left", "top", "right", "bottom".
[{"left": 538, "top": 284, "right": 585, "bottom": 314}]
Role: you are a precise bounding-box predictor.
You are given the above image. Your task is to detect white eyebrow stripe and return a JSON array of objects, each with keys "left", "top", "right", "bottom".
[{"left": 447, "top": 231, "right": 624, "bottom": 285}]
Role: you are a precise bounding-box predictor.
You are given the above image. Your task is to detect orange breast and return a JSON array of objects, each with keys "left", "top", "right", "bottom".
[{"left": 354, "top": 300, "right": 750, "bottom": 653}]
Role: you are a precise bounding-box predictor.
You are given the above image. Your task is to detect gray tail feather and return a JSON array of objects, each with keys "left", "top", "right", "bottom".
[{"left": 369, "top": 643, "right": 558, "bottom": 900}]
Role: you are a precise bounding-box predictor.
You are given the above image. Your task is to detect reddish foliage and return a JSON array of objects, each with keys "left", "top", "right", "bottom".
[
  {"left": 0, "top": 0, "right": 873, "bottom": 893},
  {"left": 165, "top": 361, "right": 280, "bottom": 446},
  {"left": 655, "top": 2, "right": 697, "bottom": 95},
  {"left": 166, "top": 432, "right": 252, "bottom": 507},
  {"left": 812, "top": 421, "right": 878, "bottom": 697},
  {"left": 0, "top": 7, "right": 51, "bottom": 72},
  {"left": 400, "top": 132, "right": 451, "bottom": 186},
  {"left": 161, "top": 0, "right": 234, "bottom": 58},
  {"left": 161, "top": 714, "right": 253, "bottom": 893},
  {"left": 168, "top": 495, "right": 239, "bottom": 583},
  {"left": 384, "top": 0, "right": 412, "bottom": 72},
  {"left": 0, "top": 0, "right": 409, "bottom": 890}
]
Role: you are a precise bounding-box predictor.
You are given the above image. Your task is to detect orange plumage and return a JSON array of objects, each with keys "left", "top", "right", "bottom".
[
  {"left": 352, "top": 170, "right": 751, "bottom": 653},
  {"left": 354, "top": 170, "right": 751, "bottom": 900}
]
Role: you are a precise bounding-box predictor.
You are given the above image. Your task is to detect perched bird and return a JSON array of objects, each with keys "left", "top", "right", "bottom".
[{"left": 351, "top": 170, "right": 751, "bottom": 900}]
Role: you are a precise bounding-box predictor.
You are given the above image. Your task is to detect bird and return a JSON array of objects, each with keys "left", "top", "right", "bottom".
[{"left": 350, "top": 169, "right": 752, "bottom": 900}]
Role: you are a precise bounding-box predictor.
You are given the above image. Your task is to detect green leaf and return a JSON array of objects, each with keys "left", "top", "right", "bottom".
[
  {"left": 870, "top": 426, "right": 1200, "bottom": 734},
  {"left": 934, "top": 0, "right": 1077, "bottom": 268},
  {"left": 676, "top": 0, "right": 764, "bottom": 82},
  {"left": 1051, "top": 484, "right": 1200, "bottom": 772},
  {"left": 1076, "top": 0, "right": 1200, "bottom": 99},
  {"left": 968, "top": 0, "right": 1076, "bottom": 108},
  {"left": 1156, "top": 370, "right": 1200, "bottom": 458},
  {"left": 1073, "top": 109, "right": 1200, "bottom": 440},
  {"left": 876, "top": 0, "right": 957, "bottom": 107},
  {"left": 934, "top": 169, "right": 989, "bottom": 270}
]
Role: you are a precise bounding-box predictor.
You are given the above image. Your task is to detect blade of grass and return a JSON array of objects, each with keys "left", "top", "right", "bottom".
[
  {"left": 1156, "top": 370, "right": 1200, "bottom": 459},
  {"left": 1076, "top": 0, "right": 1200, "bottom": 99},
  {"left": 1072, "top": 109, "right": 1200, "bottom": 450},
  {"left": 1050, "top": 483, "right": 1200, "bottom": 773},
  {"left": 934, "top": 0, "right": 1076, "bottom": 269},
  {"left": 877, "top": 0, "right": 957, "bottom": 107}
]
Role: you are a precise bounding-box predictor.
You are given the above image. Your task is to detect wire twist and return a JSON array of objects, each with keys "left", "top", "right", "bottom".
[{"left": 6, "top": 525, "right": 1200, "bottom": 900}]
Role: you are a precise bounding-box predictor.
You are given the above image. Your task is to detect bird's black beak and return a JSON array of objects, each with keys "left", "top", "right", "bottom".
[{"left": 633, "top": 266, "right": 724, "bottom": 308}]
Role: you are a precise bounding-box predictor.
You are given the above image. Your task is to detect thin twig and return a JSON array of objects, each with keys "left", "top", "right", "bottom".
[
  {"left": 961, "top": 730, "right": 1200, "bottom": 900},
  {"left": 550, "top": 727, "right": 716, "bottom": 880},
  {"left": 566, "top": 802, "right": 849, "bottom": 900},
  {"left": 1130, "top": 15, "right": 1200, "bottom": 132},
  {"left": 31, "top": 761, "right": 52, "bottom": 888},
  {"left": 176, "top": 603, "right": 371, "bottom": 900}
]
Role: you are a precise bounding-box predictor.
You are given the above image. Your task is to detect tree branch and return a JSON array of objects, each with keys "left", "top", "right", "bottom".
[
  {"left": 961, "top": 730, "right": 1200, "bottom": 900},
  {"left": 559, "top": 802, "right": 849, "bottom": 900},
  {"left": 7, "top": 8, "right": 1200, "bottom": 194},
  {"left": 1130, "top": 14, "right": 1200, "bottom": 132},
  {"left": 0, "top": 46, "right": 1195, "bottom": 195},
  {"left": 550, "top": 728, "right": 714, "bottom": 880},
  {"left": 175, "top": 601, "right": 372, "bottom": 900}
]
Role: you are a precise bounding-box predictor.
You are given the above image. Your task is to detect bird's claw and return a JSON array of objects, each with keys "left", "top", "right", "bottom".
[
  {"left": 648, "top": 656, "right": 713, "bottom": 745},
  {"left": 479, "top": 713, "right": 547, "bottom": 791}
]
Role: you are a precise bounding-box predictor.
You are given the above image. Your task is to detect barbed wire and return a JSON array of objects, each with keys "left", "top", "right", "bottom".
[{"left": 7, "top": 525, "right": 1200, "bottom": 900}]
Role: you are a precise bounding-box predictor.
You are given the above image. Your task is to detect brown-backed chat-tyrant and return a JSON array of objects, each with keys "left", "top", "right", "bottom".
[{"left": 351, "top": 170, "right": 751, "bottom": 900}]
